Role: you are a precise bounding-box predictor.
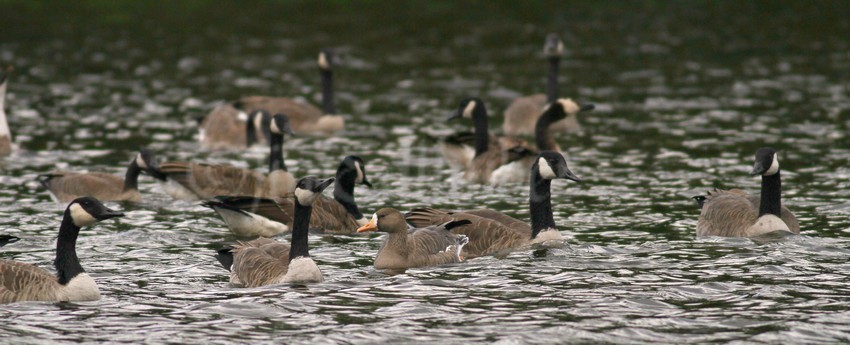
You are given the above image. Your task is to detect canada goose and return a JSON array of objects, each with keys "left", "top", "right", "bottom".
[
  {"left": 0, "top": 197, "right": 123, "bottom": 303},
  {"left": 153, "top": 113, "right": 296, "bottom": 201},
  {"left": 231, "top": 49, "right": 344, "bottom": 135},
  {"left": 406, "top": 151, "right": 581, "bottom": 258},
  {"left": 0, "top": 234, "right": 19, "bottom": 247},
  {"left": 356, "top": 208, "right": 469, "bottom": 270},
  {"left": 204, "top": 155, "right": 372, "bottom": 237},
  {"left": 198, "top": 106, "right": 269, "bottom": 151},
  {"left": 215, "top": 176, "right": 334, "bottom": 287},
  {"left": 36, "top": 149, "right": 161, "bottom": 203},
  {"left": 695, "top": 147, "right": 800, "bottom": 237},
  {"left": 502, "top": 33, "right": 595, "bottom": 136},
  {"left": 0, "top": 66, "right": 14, "bottom": 156}
]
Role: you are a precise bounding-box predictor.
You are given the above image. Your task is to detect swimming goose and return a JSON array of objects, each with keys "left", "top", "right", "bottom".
[
  {"left": 232, "top": 49, "right": 344, "bottom": 135},
  {"left": 406, "top": 151, "right": 581, "bottom": 258},
  {"left": 153, "top": 113, "right": 296, "bottom": 201},
  {"left": 356, "top": 208, "right": 469, "bottom": 270},
  {"left": 502, "top": 33, "right": 595, "bottom": 136},
  {"left": 215, "top": 176, "right": 334, "bottom": 287},
  {"left": 0, "top": 66, "right": 14, "bottom": 156},
  {"left": 0, "top": 234, "right": 19, "bottom": 247},
  {"left": 695, "top": 147, "right": 800, "bottom": 237},
  {"left": 198, "top": 106, "right": 269, "bottom": 151},
  {"left": 0, "top": 197, "right": 123, "bottom": 303},
  {"left": 37, "top": 149, "right": 161, "bottom": 203},
  {"left": 204, "top": 155, "right": 372, "bottom": 236}
]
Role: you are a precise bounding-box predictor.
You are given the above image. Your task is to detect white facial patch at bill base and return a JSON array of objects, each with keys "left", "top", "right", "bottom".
[
  {"left": 294, "top": 187, "right": 318, "bottom": 206},
  {"left": 462, "top": 100, "right": 476, "bottom": 119},
  {"left": 318, "top": 52, "right": 330, "bottom": 70},
  {"left": 558, "top": 98, "right": 581, "bottom": 114},
  {"left": 69, "top": 203, "right": 98, "bottom": 227},
  {"left": 354, "top": 161, "right": 364, "bottom": 184},
  {"left": 537, "top": 157, "right": 557, "bottom": 180},
  {"left": 764, "top": 153, "right": 780, "bottom": 176}
]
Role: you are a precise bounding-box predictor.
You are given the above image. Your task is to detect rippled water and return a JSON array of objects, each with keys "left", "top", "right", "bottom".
[{"left": 2, "top": 2, "right": 850, "bottom": 343}]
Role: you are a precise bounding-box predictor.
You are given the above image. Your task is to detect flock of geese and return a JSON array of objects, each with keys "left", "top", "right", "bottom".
[{"left": 0, "top": 34, "right": 800, "bottom": 303}]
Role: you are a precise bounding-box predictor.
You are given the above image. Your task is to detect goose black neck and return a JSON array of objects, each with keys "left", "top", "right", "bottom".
[
  {"left": 529, "top": 170, "right": 556, "bottom": 239},
  {"left": 55, "top": 209, "right": 85, "bottom": 285},
  {"left": 268, "top": 132, "right": 287, "bottom": 172},
  {"left": 471, "top": 104, "right": 490, "bottom": 157},
  {"left": 333, "top": 169, "right": 363, "bottom": 220},
  {"left": 288, "top": 202, "right": 313, "bottom": 261},
  {"left": 759, "top": 171, "right": 782, "bottom": 217},
  {"left": 546, "top": 56, "right": 560, "bottom": 103},
  {"left": 245, "top": 116, "right": 258, "bottom": 146},
  {"left": 123, "top": 159, "right": 142, "bottom": 192},
  {"left": 320, "top": 69, "right": 336, "bottom": 114},
  {"left": 534, "top": 109, "right": 558, "bottom": 151}
]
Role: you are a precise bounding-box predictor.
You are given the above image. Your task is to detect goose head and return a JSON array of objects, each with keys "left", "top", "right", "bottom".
[
  {"left": 293, "top": 176, "right": 335, "bottom": 207},
  {"left": 135, "top": 148, "right": 161, "bottom": 172},
  {"left": 356, "top": 208, "right": 406, "bottom": 234},
  {"left": 551, "top": 99, "right": 595, "bottom": 118},
  {"left": 248, "top": 109, "right": 272, "bottom": 142},
  {"left": 534, "top": 151, "right": 581, "bottom": 182},
  {"left": 269, "top": 113, "right": 295, "bottom": 136},
  {"left": 448, "top": 97, "right": 483, "bottom": 121},
  {"left": 318, "top": 49, "right": 336, "bottom": 71},
  {"left": 340, "top": 155, "right": 372, "bottom": 188},
  {"left": 543, "top": 33, "right": 565, "bottom": 58},
  {"left": 750, "top": 147, "right": 779, "bottom": 176},
  {"left": 67, "top": 197, "right": 125, "bottom": 227}
]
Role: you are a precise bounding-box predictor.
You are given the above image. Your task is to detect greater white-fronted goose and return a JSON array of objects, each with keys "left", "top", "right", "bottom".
[
  {"left": 502, "top": 33, "right": 595, "bottom": 136},
  {"left": 153, "top": 113, "right": 296, "bottom": 201},
  {"left": 204, "top": 155, "right": 372, "bottom": 237},
  {"left": 0, "top": 197, "right": 123, "bottom": 303},
  {"left": 356, "top": 208, "right": 469, "bottom": 270},
  {"left": 36, "top": 149, "right": 161, "bottom": 203},
  {"left": 695, "top": 147, "right": 800, "bottom": 237},
  {"left": 406, "top": 151, "right": 581, "bottom": 258},
  {"left": 214, "top": 176, "right": 334, "bottom": 287},
  {"left": 0, "top": 66, "right": 14, "bottom": 156}
]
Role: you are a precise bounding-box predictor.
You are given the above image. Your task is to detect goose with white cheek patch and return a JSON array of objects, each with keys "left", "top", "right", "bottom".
[
  {"left": 0, "top": 197, "right": 123, "bottom": 303},
  {"left": 36, "top": 149, "right": 161, "bottom": 203},
  {"left": 151, "top": 113, "right": 296, "bottom": 201},
  {"left": 198, "top": 106, "right": 270, "bottom": 151},
  {"left": 695, "top": 147, "right": 800, "bottom": 237},
  {"left": 502, "top": 33, "right": 595, "bottom": 136},
  {"left": 356, "top": 208, "right": 469, "bottom": 270},
  {"left": 406, "top": 151, "right": 581, "bottom": 258},
  {"left": 230, "top": 49, "right": 344, "bottom": 136},
  {"left": 0, "top": 66, "right": 15, "bottom": 156},
  {"left": 204, "top": 155, "right": 372, "bottom": 237},
  {"left": 214, "top": 176, "right": 334, "bottom": 287}
]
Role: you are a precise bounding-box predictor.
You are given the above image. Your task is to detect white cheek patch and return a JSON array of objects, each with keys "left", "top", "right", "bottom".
[
  {"left": 69, "top": 204, "right": 97, "bottom": 227},
  {"left": 318, "top": 52, "right": 329, "bottom": 70},
  {"left": 269, "top": 119, "right": 282, "bottom": 135},
  {"left": 558, "top": 98, "right": 581, "bottom": 114},
  {"left": 237, "top": 111, "right": 248, "bottom": 122},
  {"left": 462, "top": 100, "right": 476, "bottom": 119},
  {"left": 764, "top": 154, "right": 780, "bottom": 175},
  {"left": 253, "top": 113, "right": 264, "bottom": 130},
  {"left": 294, "top": 187, "right": 317, "bottom": 206},
  {"left": 371, "top": 213, "right": 379, "bottom": 228},
  {"left": 354, "top": 161, "right": 364, "bottom": 184},
  {"left": 135, "top": 154, "right": 147, "bottom": 169},
  {"left": 538, "top": 157, "right": 557, "bottom": 180}
]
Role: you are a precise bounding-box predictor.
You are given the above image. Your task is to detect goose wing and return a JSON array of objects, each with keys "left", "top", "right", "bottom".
[
  {"left": 406, "top": 208, "right": 527, "bottom": 257},
  {"left": 230, "top": 238, "right": 291, "bottom": 288},
  {"left": 405, "top": 222, "right": 468, "bottom": 267},
  {"left": 307, "top": 196, "right": 361, "bottom": 234},
  {"left": 199, "top": 104, "right": 248, "bottom": 150},
  {"left": 235, "top": 96, "right": 323, "bottom": 129},
  {"left": 697, "top": 189, "right": 759, "bottom": 237},
  {"left": 160, "top": 162, "right": 265, "bottom": 199},
  {"left": 211, "top": 196, "right": 294, "bottom": 224},
  {"left": 0, "top": 260, "right": 60, "bottom": 303}
]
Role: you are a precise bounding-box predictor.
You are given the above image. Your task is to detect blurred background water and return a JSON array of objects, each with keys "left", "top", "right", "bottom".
[{"left": 1, "top": 1, "right": 850, "bottom": 343}]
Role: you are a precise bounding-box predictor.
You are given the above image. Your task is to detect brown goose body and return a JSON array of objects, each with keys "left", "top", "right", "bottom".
[
  {"left": 357, "top": 208, "right": 468, "bottom": 270},
  {"left": 198, "top": 104, "right": 259, "bottom": 151},
  {"left": 234, "top": 96, "right": 343, "bottom": 135},
  {"left": 156, "top": 162, "right": 293, "bottom": 200},
  {"left": 36, "top": 150, "right": 159, "bottom": 203},
  {"left": 226, "top": 237, "right": 292, "bottom": 287},
  {"left": 503, "top": 94, "right": 578, "bottom": 136}
]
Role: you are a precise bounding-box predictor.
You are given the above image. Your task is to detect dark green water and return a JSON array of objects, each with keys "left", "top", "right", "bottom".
[{"left": 1, "top": 1, "right": 850, "bottom": 343}]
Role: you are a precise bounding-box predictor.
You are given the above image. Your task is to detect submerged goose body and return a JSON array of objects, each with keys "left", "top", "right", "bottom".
[
  {"left": 502, "top": 33, "right": 594, "bottom": 136},
  {"left": 0, "top": 66, "right": 13, "bottom": 156},
  {"left": 37, "top": 150, "right": 160, "bottom": 203},
  {"left": 215, "top": 176, "right": 334, "bottom": 287},
  {"left": 205, "top": 155, "right": 372, "bottom": 237},
  {"left": 356, "top": 208, "right": 469, "bottom": 270},
  {"left": 0, "top": 197, "right": 123, "bottom": 303},
  {"left": 231, "top": 49, "right": 344, "bottom": 135},
  {"left": 154, "top": 113, "right": 296, "bottom": 201},
  {"left": 696, "top": 147, "right": 800, "bottom": 237},
  {"left": 406, "top": 151, "right": 581, "bottom": 258}
]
